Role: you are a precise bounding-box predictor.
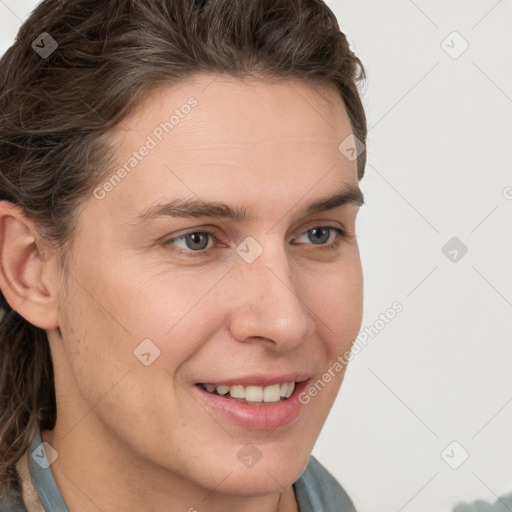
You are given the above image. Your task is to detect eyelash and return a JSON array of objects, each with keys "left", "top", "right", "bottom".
[{"left": 164, "top": 225, "right": 349, "bottom": 258}]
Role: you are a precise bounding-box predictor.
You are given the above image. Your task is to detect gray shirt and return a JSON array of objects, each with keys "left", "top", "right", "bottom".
[{"left": 1, "top": 428, "right": 356, "bottom": 512}]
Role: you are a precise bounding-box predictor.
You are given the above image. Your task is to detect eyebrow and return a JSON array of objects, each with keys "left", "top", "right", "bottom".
[{"left": 129, "top": 184, "right": 364, "bottom": 224}]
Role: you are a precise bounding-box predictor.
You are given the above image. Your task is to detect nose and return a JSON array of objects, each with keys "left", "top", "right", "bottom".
[{"left": 227, "top": 240, "right": 316, "bottom": 351}]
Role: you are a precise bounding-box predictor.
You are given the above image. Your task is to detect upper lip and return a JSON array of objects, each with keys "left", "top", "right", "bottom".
[{"left": 197, "top": 372, "right": 312, "bottom": 387}]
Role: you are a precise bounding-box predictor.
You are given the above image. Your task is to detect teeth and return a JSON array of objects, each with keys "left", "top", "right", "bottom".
[
  {"left": 202, "top": 382, "right": 296, "bottom": 402},
  {"left": 230, "top": 385, "right": 245, "bottom": 399},
  {"left": 263, "top": 384, "right": 281, "bottom": 402},
  {"left": 216, "top": 385, "right": 230, "bottom": 395},
  {"left": 245, "top": 385, "right": 263, "bottom": 402},
  {"left": 280, "top": 382, "right": 294, "bottom": 398}
]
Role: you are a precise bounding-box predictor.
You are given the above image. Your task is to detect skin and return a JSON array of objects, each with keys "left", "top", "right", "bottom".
[{"left": 0, "top": 74, "right": 364, "bottom": 512}]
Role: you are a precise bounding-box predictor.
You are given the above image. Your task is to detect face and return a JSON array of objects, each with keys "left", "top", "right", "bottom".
[{"left": 47, "top": 74, "right": 364, "bottom": 498}]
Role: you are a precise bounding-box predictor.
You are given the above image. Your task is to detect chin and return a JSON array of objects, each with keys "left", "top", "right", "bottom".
[
  {"left": 211, "top": 447, "right": 310, "bottom": 496},
  {"left": 205, "top": 464, "right": 301, "bottom": 497}
]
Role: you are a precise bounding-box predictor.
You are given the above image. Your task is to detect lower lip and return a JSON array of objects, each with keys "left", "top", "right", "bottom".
[{"left": 193, "top": 380, "right": 310, "bottom": 430}]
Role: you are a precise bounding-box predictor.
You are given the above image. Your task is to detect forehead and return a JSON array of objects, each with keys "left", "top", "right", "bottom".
[
  {"left": 110, "top": 74, "right": 352, "bottom": 152},
  {"left": 88, "top": 75, "right": 358, "bottom": 229}
]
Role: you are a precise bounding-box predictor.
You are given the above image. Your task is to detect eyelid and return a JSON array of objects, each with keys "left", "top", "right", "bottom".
[
  {"left": 166, "top": 221, "right": 347, "bottom": 244},
  {"left": 299, "top": 220, "right": 347, "bottom": 235}
]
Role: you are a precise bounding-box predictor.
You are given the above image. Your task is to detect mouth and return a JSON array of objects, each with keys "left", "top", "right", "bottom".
[
  {"left": 197, "top": 381, "right": 296, "bottom": 405},
  {"left": 193, "top": 375, "right": 311, "bottom": 430}
]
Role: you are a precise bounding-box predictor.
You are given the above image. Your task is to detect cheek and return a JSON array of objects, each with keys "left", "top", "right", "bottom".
[
  {"left": 297, "top": 260, "right": 362, "bottom": 419},
  {"left": 71, "top": 262, "right": 228, "bottom": 354},
  {"left": 55, "top": 266, "right": 224, "bottom": 431},
  {"left": 126, "top": 267, "right": 233, "bottom": 363},
  {"left": 305, "top": 256, "right": 363, "bottom": 353}
]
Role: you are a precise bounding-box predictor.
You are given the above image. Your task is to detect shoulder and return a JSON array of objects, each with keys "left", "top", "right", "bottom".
[
  {"left": 453, "top": 492, "right": 512, "bottom": 512},
  {"left": 293, "top": 455, "right": 357, "bottom": 512}
]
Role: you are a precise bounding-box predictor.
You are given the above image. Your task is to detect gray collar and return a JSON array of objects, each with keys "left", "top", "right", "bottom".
[{"left": 28, "top": 429, "right": 69, "bottom": 512}]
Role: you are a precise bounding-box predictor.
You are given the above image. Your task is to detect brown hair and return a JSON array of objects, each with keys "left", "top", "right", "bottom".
[{"left": 0, "top": 0, "right": 367, "bottom": 499}]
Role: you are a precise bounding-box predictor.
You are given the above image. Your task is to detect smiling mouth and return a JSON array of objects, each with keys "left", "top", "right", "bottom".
[{"left": 197, "top": 381, "right": 297, "bottom": 404}]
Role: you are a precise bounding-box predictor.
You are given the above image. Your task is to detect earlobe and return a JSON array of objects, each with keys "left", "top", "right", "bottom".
[{"left": 0, "top": 201, "right": 59, "bottom": 330}]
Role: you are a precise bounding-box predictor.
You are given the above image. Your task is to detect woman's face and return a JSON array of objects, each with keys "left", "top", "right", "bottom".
[{"left": 47, "top": 74, "right": 364, "bottom": 500}]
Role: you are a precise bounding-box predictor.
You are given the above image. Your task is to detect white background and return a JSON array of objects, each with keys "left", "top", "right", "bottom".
[{"left": 1, "top": 1, "right": 511, "bottom": 511}]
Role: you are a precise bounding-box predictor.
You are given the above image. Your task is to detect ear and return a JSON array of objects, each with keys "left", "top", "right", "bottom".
[{"left": 0, "top": 201, "right": 59, "bottom": 330}]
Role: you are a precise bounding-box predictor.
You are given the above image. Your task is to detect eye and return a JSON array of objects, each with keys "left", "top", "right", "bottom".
[
  {"left": 295, "top": 226, "right": 346, "bottom": 247},
  {"left": 164, "top": 225, "right": 348, "bottom": 258},
  {"left": 299, "top": 226, "right": 345, "bottom": 245},
  {"left": 166, "top": 229, "right": 216, "bottom": 254}
]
